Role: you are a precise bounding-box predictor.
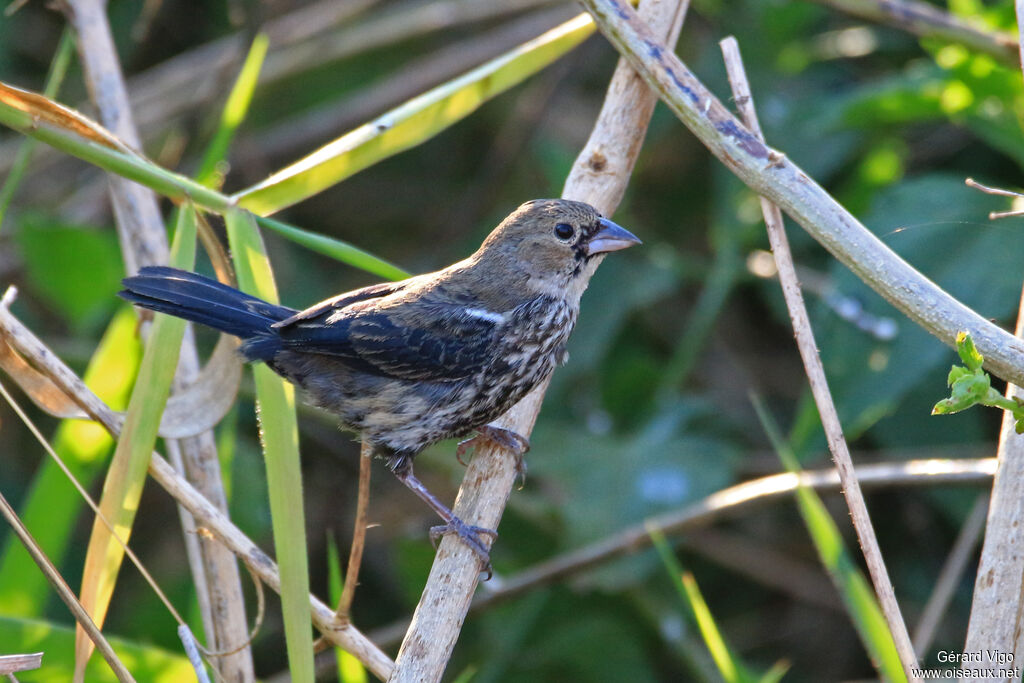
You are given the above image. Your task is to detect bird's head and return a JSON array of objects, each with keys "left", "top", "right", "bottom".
[{"left": 474, "top": 199, "right": 641, "bottom": 303}]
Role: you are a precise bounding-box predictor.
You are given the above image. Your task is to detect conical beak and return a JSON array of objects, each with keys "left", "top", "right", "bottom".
[{"left": 585, "top": 217, "right": 642, "bottom": 256}]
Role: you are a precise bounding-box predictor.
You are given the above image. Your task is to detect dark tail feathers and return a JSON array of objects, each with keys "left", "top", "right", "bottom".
[{"left": 119, "top": 266, "right": 297, "bottom": 361}]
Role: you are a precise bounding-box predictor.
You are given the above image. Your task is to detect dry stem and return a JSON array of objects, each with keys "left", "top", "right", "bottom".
[
  {"left": 388, "top": 0, "right": 690, "bottom": 680},
  {"left": 720, "top": 36, "right": 919, "bottom": 679}
]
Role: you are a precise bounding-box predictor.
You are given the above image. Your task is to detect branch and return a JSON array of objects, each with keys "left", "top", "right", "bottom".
[
  {"left": 388, "top": 0, "right": 690, "bottom": 680},
  {"left": 580, "top": 0, "right": 1024, "bottom": 387},
  {"left": 368, "top": 456, "right": 995, "bottom": 649}
]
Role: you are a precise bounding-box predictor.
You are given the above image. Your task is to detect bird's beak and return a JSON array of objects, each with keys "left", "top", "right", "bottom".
[{"left": 585, "top": 218, "right": 642, "bottom": 256}]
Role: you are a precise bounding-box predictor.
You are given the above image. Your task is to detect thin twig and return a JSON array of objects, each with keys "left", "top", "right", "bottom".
[
  {"left": 368, "top": 456, "right": 995, "bottom": 648},
  {"left": 0, "top": 490, "right": 134, "bottom": 682},
  {"left": 0, "top": 306, "right": 396, "bottom": 680},
  {"left": 337, "top": 441, "right": 373, "bottom": 621},
  {"left": 720, "top": 36, "right": 919, "bottom": 679},
  {"left": 913, "top": 492, "right": 988, "bottom": 656}
]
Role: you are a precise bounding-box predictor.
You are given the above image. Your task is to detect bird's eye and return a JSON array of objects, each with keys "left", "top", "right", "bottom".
[{"left": 553, "top": 223, "right": 574, "bottom": 241}]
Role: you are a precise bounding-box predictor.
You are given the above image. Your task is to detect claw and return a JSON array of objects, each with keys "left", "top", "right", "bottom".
[
  {"left": 457, "top": 425, "right": 531, "bottom": 487},
  {"left": 430, "top": 517, "right": 498, "bottom": 579}
]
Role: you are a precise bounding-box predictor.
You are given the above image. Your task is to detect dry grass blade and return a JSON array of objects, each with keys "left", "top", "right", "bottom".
[{"left": 0, "top": 654, "right": 42, "bottom": 675}]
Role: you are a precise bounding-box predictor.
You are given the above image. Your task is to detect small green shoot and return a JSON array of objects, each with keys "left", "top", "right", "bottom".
[{"left": 932, "top": 331, "right": 1024, "bottom": 431}]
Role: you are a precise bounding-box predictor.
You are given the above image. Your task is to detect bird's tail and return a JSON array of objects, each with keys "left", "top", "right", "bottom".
[{"left": 119, "top": 266, "right": 296, "bottom": 360}]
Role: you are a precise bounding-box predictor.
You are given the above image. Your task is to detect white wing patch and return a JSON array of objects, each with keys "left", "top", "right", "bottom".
[{"left": 463, "top": 307, "right": 507, "bottom": 324}]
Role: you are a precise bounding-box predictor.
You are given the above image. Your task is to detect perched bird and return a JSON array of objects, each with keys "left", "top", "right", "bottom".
[{"left": 119, "top": 199, "right": 640, "bottom": 568}]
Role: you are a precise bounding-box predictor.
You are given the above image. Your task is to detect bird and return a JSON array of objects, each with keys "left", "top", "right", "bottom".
[{"left": 119, "top": 198, "right": 640, "bottom": 570}]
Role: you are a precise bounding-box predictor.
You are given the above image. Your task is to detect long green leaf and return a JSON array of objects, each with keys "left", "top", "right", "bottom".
[
  {"left": 224, "top": 208, "right": 313, "bottom": 682},
  {"left": 0, "top": 82, "right": 399, "bottom": 278},
  {"left": 649, "top": 526, "right": 747, "bottom": 683},
  {"left": 233, "top": 13, "right": 596, "bottom": 215},
  {"left": 0, "top": 308, "right": 141, "bottom": 615},
  {"left": 196, "top": 34, "right": 269, "bottom": 188},
  {"left": 751, "top": 395, "right": 905, "bottom": 683},
  {"left": 74, "top": 207, "right": 198, "bottom": 679},
  {"left": 255, "top": 215, "right": 408, "bottom": 281}
]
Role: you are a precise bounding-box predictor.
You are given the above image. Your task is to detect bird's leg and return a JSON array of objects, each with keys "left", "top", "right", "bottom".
[
  {"left": 456, "top": 425, "right": 530, "bottom": 487},
  {"left": 388, "top": 454, "right": 496, "bottom": 577}
]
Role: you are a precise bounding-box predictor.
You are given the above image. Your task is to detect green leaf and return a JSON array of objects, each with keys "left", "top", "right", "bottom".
[
  {"left": 233, "top": 13, "right": 596, "bottom": 215},
  {"left": 195, "top": 34, "right": 268, "bottom": 188},
  {"left": 255, "top": 215, "right": 408, "bottom": 281},
  {"left": 955, "top": 331, "right": 984, "bottom": 370},
  {"left": 327, "top": 535, "right": 367, "bottom": 683},
  {"left": 16, "top": 216, "right": 123, "bottom": 332},
  {"left": 74, "top": 206, "right": 197, "bottom": 675},
  {"left": 649, "top": 526, "right": 752, "bottom": 683},
  {"left": 224, "top": 208, "right": 313, "bottom": 682}
]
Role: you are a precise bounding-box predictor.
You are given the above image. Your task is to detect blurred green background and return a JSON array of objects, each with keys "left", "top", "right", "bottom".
[{"left": 0, "top": 0, "right": 1021, "bottom": 680}]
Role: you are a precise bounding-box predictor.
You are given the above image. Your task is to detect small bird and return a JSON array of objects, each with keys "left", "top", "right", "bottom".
[{"left": 120, "top": 199, "right": 639, "bottom": 569}]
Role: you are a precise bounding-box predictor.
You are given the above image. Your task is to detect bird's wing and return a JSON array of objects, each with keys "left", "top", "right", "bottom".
[
  {"left": 275, "top": 295, "right": 504, "bottom": 382},
  {"left": 271, "top": 280, "right": 408, "bottom": 329}
]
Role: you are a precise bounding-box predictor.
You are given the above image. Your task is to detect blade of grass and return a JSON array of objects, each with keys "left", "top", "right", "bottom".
[
  {"left": 648, "top": 526, "right": 746, "bottom": 683},
  {"left": 750, "top": 395, "right": 905, "bottom": 683},
  {"left": 232, "top": 13, "right": 596, "bottom": 215},
  {"left": 195, "top": 34, "right": 268, "bottom": 189},
  {"left": 0, "top": 308, "right": 141, "bottom": 616},
  {"left": 74, "top": 207, "right": 198, "bottom": 680},
  {"left": 254, "top": 215, "right": 408, "bottom": 281},
  {"left": 0, "top": 82, "right": 401, "bottom": 278},
  {"left": 224, "top": 208, "right": 313, "bottom": 682},
  {"left": 0, "top": 29, "right": 75, "bottom": 231},
  {"left": 327, "top": 535, "right": 368, "bottom": 683}
]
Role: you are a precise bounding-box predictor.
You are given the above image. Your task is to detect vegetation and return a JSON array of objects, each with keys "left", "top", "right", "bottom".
[{"left": 0, "top": 0, "right": 1022, "bottom": 680}]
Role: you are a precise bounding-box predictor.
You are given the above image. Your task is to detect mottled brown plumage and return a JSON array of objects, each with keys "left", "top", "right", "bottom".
[{"left": 120, "top": 199, "right": 640, "bottom": 568}]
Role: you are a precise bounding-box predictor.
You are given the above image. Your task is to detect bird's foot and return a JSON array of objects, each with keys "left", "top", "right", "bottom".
[
  {"left": 455, "top": 425, "right": 530, "bottom": 487},
  {"left": 430, "top": 517, "right": 498, "bottom": 579}
]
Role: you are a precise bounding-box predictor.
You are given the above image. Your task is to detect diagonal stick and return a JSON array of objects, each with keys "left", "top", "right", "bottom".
[{"left": 719, "top": 36, "right": 920, "bottom": 680}]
